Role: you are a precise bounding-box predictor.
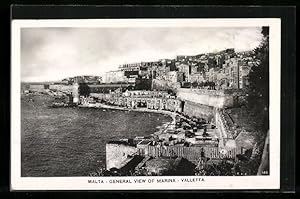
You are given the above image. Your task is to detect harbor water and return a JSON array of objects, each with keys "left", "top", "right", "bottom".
[{"left": 21, "top": 95, "right": 172, "bottom": 177}]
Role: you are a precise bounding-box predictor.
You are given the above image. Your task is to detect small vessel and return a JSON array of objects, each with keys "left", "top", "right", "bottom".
[
  {"left": 48, "top": 102, "right": 65, "bottom": 108},
  {"left": 48, "top": 102, "right": 77, "bottom": 108}
]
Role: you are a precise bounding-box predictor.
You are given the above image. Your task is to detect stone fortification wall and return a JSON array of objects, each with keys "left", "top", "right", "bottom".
[
  {"left": 106, "top": 143, "right": 138, "bottom": 170},
  {"left": 183, "top": 100, "right": 215, "bottom": 122},
  {"left": 177, "top": 88, "right": 236, "bottom": 108}
]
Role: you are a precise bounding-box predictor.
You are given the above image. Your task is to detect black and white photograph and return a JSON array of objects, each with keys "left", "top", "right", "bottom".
[{"left": 11, "top": 18, "right": 281, "bottom": 190}]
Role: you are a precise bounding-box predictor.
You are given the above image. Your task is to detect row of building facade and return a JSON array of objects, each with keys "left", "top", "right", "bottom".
[{"left": 90, "top": 94, "right": 183, "bottom": 113}]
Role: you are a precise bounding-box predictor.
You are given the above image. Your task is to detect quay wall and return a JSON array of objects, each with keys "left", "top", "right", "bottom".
[
  {"left": 106, "top": 143, "right": 138, "bottom": 170},
  {"left": 177, "top": 88, "right": 236, "bottom": 108}
]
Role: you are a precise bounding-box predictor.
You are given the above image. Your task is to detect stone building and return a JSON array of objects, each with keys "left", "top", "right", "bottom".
[
  {"left": 176, "top": 55, "right": 197, "bottom": 62},
  {"left": 222, "top": 58, "right": 240, "bottom": 89},
  {"left": 203, "top": 56, "right": 252, "bottom": 90},
  {"left": 178, "top": 63, "right": 191, "bottom": 82},
  {"left": 238, "top": 65, "right": 251, "bottom": 89},
  {"left": 166, "top": 71, "right": 180, "bottom": 83},
  {"left": 190, "top": 64, "right": 199, "bottom": 74},
  {"left": 207, "top": 68, "right": 219, "bottom": 83},
  {"left": 100, "top": 94, "right": 183, "bottom": 113},
  {"left": 189, "top": 73, "right": 205, "bottom": 83},
  {"left": 123, "top": 90, "right": 169, "bottom": 98},
  {"left": 49, "top": 84, "right": 73, "bottom": 93},
  {"left": 119, "top": 62, "right": 141, "bottom": 72},
  {"left": 124, "top": 70, "right": 139, "bottom": 84},
  {"left": 88, "top": 84, "right": 132, "bottom": 94},
  {"left": 104, "top": 70, "right": 127, "bottom": 83},
  {"left": 29, "top": 84, "right": 46, "bottom": 92},
  {"left": 146, "top": 98, "right": 182, "bottom": 112}
]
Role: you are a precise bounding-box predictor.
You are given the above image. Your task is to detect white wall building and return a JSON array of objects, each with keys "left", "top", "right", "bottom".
[{"left": 104, "top": 70, "right": 127, "bottom": 83}]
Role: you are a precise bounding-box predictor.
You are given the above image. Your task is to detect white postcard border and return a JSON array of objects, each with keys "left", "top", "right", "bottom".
[{"left": 11, "top": 18, "right": 281, "bottom": 190}]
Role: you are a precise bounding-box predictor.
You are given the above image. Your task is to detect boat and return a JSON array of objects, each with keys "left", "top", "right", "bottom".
[
  {"left": 48, "top": 102, "right": 65, "bottom": 108},
  {"left": 48, "top": 102, "right": 77, "bottom": 108}
]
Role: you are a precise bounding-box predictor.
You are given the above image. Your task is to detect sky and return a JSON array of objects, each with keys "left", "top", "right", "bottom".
[{"left": 21, "top": 27, "right": 263, "bottom": 82}]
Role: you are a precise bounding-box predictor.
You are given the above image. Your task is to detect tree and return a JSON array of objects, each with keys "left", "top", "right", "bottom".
[
  {"left": 199, "top": 81, "right": 204, "bottom": 88},
  {"left": 191, "top": 81, "right": 198, "bottom": 88},
  {"left": 167, "top": 88, "right": 176, "bottom": 95},
  {"left": 247, "top": 26, "right": 269, "bottom": 132}
]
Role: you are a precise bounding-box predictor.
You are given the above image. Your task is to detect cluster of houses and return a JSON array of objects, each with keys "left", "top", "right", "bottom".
[
  {"left": 103, "top": 48, "right": 257, "bottom": 90},
  {"left": 23, "top": 48, "right": 256, "bottom": 103}
]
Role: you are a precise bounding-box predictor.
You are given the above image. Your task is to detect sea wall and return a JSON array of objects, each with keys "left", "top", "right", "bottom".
[
  {"left": 177, "top": 88, "right": 236, "bottom": 108},
  {"left": 106, "top": 143, "right": 138, "bottom": 170}
]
